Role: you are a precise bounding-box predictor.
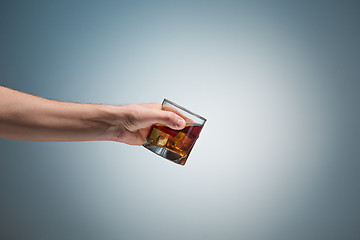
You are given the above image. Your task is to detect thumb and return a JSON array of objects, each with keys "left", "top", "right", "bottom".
[{"left": 155, "top": 110, "right": 186, "bottom": 130}]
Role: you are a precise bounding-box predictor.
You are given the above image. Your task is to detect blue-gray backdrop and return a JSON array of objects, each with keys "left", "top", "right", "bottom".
[{"left": 1, "top": 1, "right": 359, "bottom": 239}]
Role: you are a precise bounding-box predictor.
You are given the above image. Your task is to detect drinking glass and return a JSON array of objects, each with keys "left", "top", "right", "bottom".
[{"left": 143, "top": 99, "right": 206, "bottom": 165}]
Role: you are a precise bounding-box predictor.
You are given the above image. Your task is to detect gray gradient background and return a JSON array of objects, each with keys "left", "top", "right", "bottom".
[{"left": 0, "top": 0, "right": 359, "bottom": 239}]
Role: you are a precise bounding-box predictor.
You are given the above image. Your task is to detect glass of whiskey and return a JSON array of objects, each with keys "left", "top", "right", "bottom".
[{"left": 143, "top": 99, "right": 206, "bottom": 165}]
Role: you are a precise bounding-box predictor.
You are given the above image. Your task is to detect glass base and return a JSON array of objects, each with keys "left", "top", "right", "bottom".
[{"left": 143, "top": 139, "right": 187, "bottom": 165}]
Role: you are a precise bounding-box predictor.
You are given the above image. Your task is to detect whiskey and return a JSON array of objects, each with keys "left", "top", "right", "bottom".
[{"left": 143, "top": 123, "right": 203, "bottom": 165}]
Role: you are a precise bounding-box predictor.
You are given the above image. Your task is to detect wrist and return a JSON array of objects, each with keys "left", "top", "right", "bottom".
[{"left": 94, "top": 104, "right": 128, "bottom": 141}]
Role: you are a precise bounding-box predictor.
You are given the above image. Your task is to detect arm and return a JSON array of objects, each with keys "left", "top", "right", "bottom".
[{"left": 0, "top": 86, "right": 186, "bottom": 145}]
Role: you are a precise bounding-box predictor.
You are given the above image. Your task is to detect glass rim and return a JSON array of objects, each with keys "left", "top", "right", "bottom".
[{"left": 163, "top": 99, "right": 207, "bottom": 123}]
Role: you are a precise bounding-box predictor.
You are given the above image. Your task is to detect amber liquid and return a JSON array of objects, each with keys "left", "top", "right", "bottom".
[{"left": 143, "top": 123, "right": 203, "bottom": 165}]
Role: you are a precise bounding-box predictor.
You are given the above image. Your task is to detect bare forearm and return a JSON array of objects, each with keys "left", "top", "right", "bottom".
[
  {"left": 0, "top": 86, "right": 115, "bottom": 141},
  {"left": 0, "top": 86, "right": 186, "bottom": 145}
]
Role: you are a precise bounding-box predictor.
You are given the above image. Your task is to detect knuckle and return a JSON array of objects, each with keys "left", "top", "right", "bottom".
[
  {"left": 165, "top": 111, "right": 176, "bottom": 123},
  {"left": 165, "top": 111, "right": 173, "bottom": 120}
]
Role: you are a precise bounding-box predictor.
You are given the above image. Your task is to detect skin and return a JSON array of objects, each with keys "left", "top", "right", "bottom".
[{"left": 0, "top": 86, "right": 186, "bottom": 145}]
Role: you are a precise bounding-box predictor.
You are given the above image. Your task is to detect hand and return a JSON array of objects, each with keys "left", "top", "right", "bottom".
[{"left": 109, "top": 103, "right": 186, "bottom": 145}]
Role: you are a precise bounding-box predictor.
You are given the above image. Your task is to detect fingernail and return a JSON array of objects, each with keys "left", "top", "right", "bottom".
[{"left": 176, "top": 119, "right": 185, "bottom": 127}]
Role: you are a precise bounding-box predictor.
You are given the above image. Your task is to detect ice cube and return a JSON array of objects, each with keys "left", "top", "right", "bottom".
[
  {"left": 157, "top": 131, "right": 170, "bottom": 146},
  {"left": 171, "top": 132, "right": 185, "bottom": 150},
  {"left": 150, "top": 127, "right": 161, "bottom": 140},
  {"left": 150, "top": 128, "right": 169, "bottom": 147}
]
